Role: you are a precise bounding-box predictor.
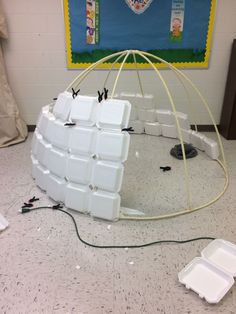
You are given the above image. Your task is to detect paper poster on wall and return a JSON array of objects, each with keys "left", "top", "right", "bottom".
[
  {"left": 86, "top": 0, "right": 99, "bottom": 44},
  {"left": 170, "top": 0, "right": 185, "bottom": 42},
  {"left": 125, "top": 0, "right": 154, "bottom": 14},
  {"left": 64, "top": 0, "right": 216, "bottom": 69}
]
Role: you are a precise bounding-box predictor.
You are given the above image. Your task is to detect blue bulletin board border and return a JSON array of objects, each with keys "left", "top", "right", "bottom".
[{"left": 63, "top": 0, "right": 216, "bottom": 69}]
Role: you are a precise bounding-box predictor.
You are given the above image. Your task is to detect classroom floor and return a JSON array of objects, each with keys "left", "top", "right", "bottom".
[{"left": 0, "top": 133, "right": 236, "bottom": 314}]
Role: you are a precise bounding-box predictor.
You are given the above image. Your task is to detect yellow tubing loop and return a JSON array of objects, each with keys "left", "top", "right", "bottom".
[{"left": 63, "top": 49, "right": 228, "bottom": 221}]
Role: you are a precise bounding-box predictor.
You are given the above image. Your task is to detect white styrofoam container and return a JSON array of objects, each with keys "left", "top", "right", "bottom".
[
  {"left": 31, "top": 130, "right": 42, "bottom": 156},
  {"left": 91, "top": 160, "right": 124, "bottom": 192},
  {"left": 96, "top": 99, "right": 131, "bottom": 130},
  {"left": 203, "top": 137, "right": 219, "bottom": 160},
  {"left": 36, "top": 138, "right": 51, "bottom": 167},
  {"left": 37, "top": 104, "right": 50, "bottom": 117},
  {"left": 179, "top": 257, "right": 234, "bottom": 304},
  {"left": 138, "top": 109, "right": 156, "bottom": 122},
  {"left": 137, "top": 109, "right": 146, "bottom": 121},
  {"left": 161, "top": 124, "right": 177, "bottom": 139},
  {"left": 120, "top": 92, "right": 136, "bottom": 101},
  {"left": 65, "top": 183, "right": 89, "bottom": 213},
  {"left": 130, "top": 106, "right": 138, "bottom": 121},
  {"left": 53, "top": 91, "right": 73, "bottom": 121},
  {"left": 174, "top": 111, "right": 190, "bottom": 130},
  {"left": 36, "top": 106, "right": 47, "bottom": 128},
  {"left": 31, "top": 154, "right": 39, "bottom": 179},
  {"left": 46, "top": 174, "right": 66, "bottom": 202},
  {"left": 144, "top": 94, "right": 155, "bottom": 108},
  {"left": 96, "top": 130, "right": 130, "bottom": 162},
  {"left": 190, "top": 131, "right": 206, "bottom": 151},
  {"left": 68, "top": 126, "right": 97, "bottom": 156},
  {"left": 177, "top": 129, "right": 192, "bottom": 143},
  {"left": 0, "top": 213, "right": 9, "bottom": 231},
  {"left": 156, "top": 109, "right": 175, "bottom": 125},
  {"left": 34, "top": 164, "right": 50, "bottom": 191},
  {"left": 69, "top": 95, "right": 98, "bottom": 126},
  {"left": 119, "top": 93, "right": 137, "bottom": 110},
  {"left": 201, "top": 239, "right": 236, "bottom": 276},
  {"left": 45, "top": 119, "right": 69, "bottom": 151},
  {"left": 37, "top": 111, "right": 55, "bottom": 138},
  {"left": 89, "top": 190, "right": 120, "bottom": 221},
  {"left": 144, "top": 122, "right": 162, "bottom": 136},
  {"left": 46, "top": 147, "right": 67, "bottom": 178},
  {"left": 135, "top": 94, "right": 155, "bottom": 109},
  {"left": 129, "top": 120, "right": 144, "bottom": 134},
  {"left": 145, "top": 109, "right": 157, "bottom": 122},
  {"left": 179, "top": 239, "right": 236, "bottom": 304},
  {"left": 66, "top": 155, "right": 92, "bottom": 185}
]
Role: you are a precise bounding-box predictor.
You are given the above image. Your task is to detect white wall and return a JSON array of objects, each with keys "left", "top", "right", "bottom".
[{"left": 1, "top": 0, "right": 236, "bottom": 125}]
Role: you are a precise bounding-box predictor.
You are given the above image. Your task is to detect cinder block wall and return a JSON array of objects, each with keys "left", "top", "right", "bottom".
[{"left": 1, "top": 0, "right": 236, "bottom": 125}]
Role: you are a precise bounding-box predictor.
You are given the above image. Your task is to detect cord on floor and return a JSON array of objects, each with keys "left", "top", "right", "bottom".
[{"left": 19, "top": 205, "right": 216, "bottom": 249}]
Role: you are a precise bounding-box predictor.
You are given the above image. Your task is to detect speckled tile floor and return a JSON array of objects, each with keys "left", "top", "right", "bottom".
[{"left": 0, "top": 133, "right": 236, "bottom": 314}]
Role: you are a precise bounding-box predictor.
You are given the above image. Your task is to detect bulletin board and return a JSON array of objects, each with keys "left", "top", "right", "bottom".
[{"left": 64, "top": 0, "right": 216, "bottom": 69}]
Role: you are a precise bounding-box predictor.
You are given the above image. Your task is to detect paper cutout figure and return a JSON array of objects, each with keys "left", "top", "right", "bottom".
[
  {"left": 172, "top": 18, "right": 182, "bottom": 37},
  {"left": 125, "top": 0, "right": 154, "bottom": 14},
  {"left": 170, "top": 0, "right": 185, "bottom": 42},
  {"left": 86, "top": 0, "right": 99, "bottom": 44}
]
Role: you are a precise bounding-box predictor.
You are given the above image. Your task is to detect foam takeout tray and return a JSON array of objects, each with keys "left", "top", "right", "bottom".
[{"left": 178, "top": 239, "right": 236, "bottom": 303}]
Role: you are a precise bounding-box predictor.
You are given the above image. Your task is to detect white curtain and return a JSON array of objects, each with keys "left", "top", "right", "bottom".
[{"left": 0, "top": 4, "right": 27, "bottom": 147}]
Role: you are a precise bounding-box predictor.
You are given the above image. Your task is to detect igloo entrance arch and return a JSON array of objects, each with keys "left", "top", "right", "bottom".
[{"left": 31, "top": 50, "right": 228, "bottom": 221}]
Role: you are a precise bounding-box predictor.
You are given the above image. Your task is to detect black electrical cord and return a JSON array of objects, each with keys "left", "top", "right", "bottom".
[{"left": 20, "top": 205, "right": 216, "bottom": 249}]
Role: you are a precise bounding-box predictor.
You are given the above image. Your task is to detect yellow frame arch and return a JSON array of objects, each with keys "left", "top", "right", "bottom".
[{"left": 65, "top": 49, "right": 228, "bottom": 221}]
